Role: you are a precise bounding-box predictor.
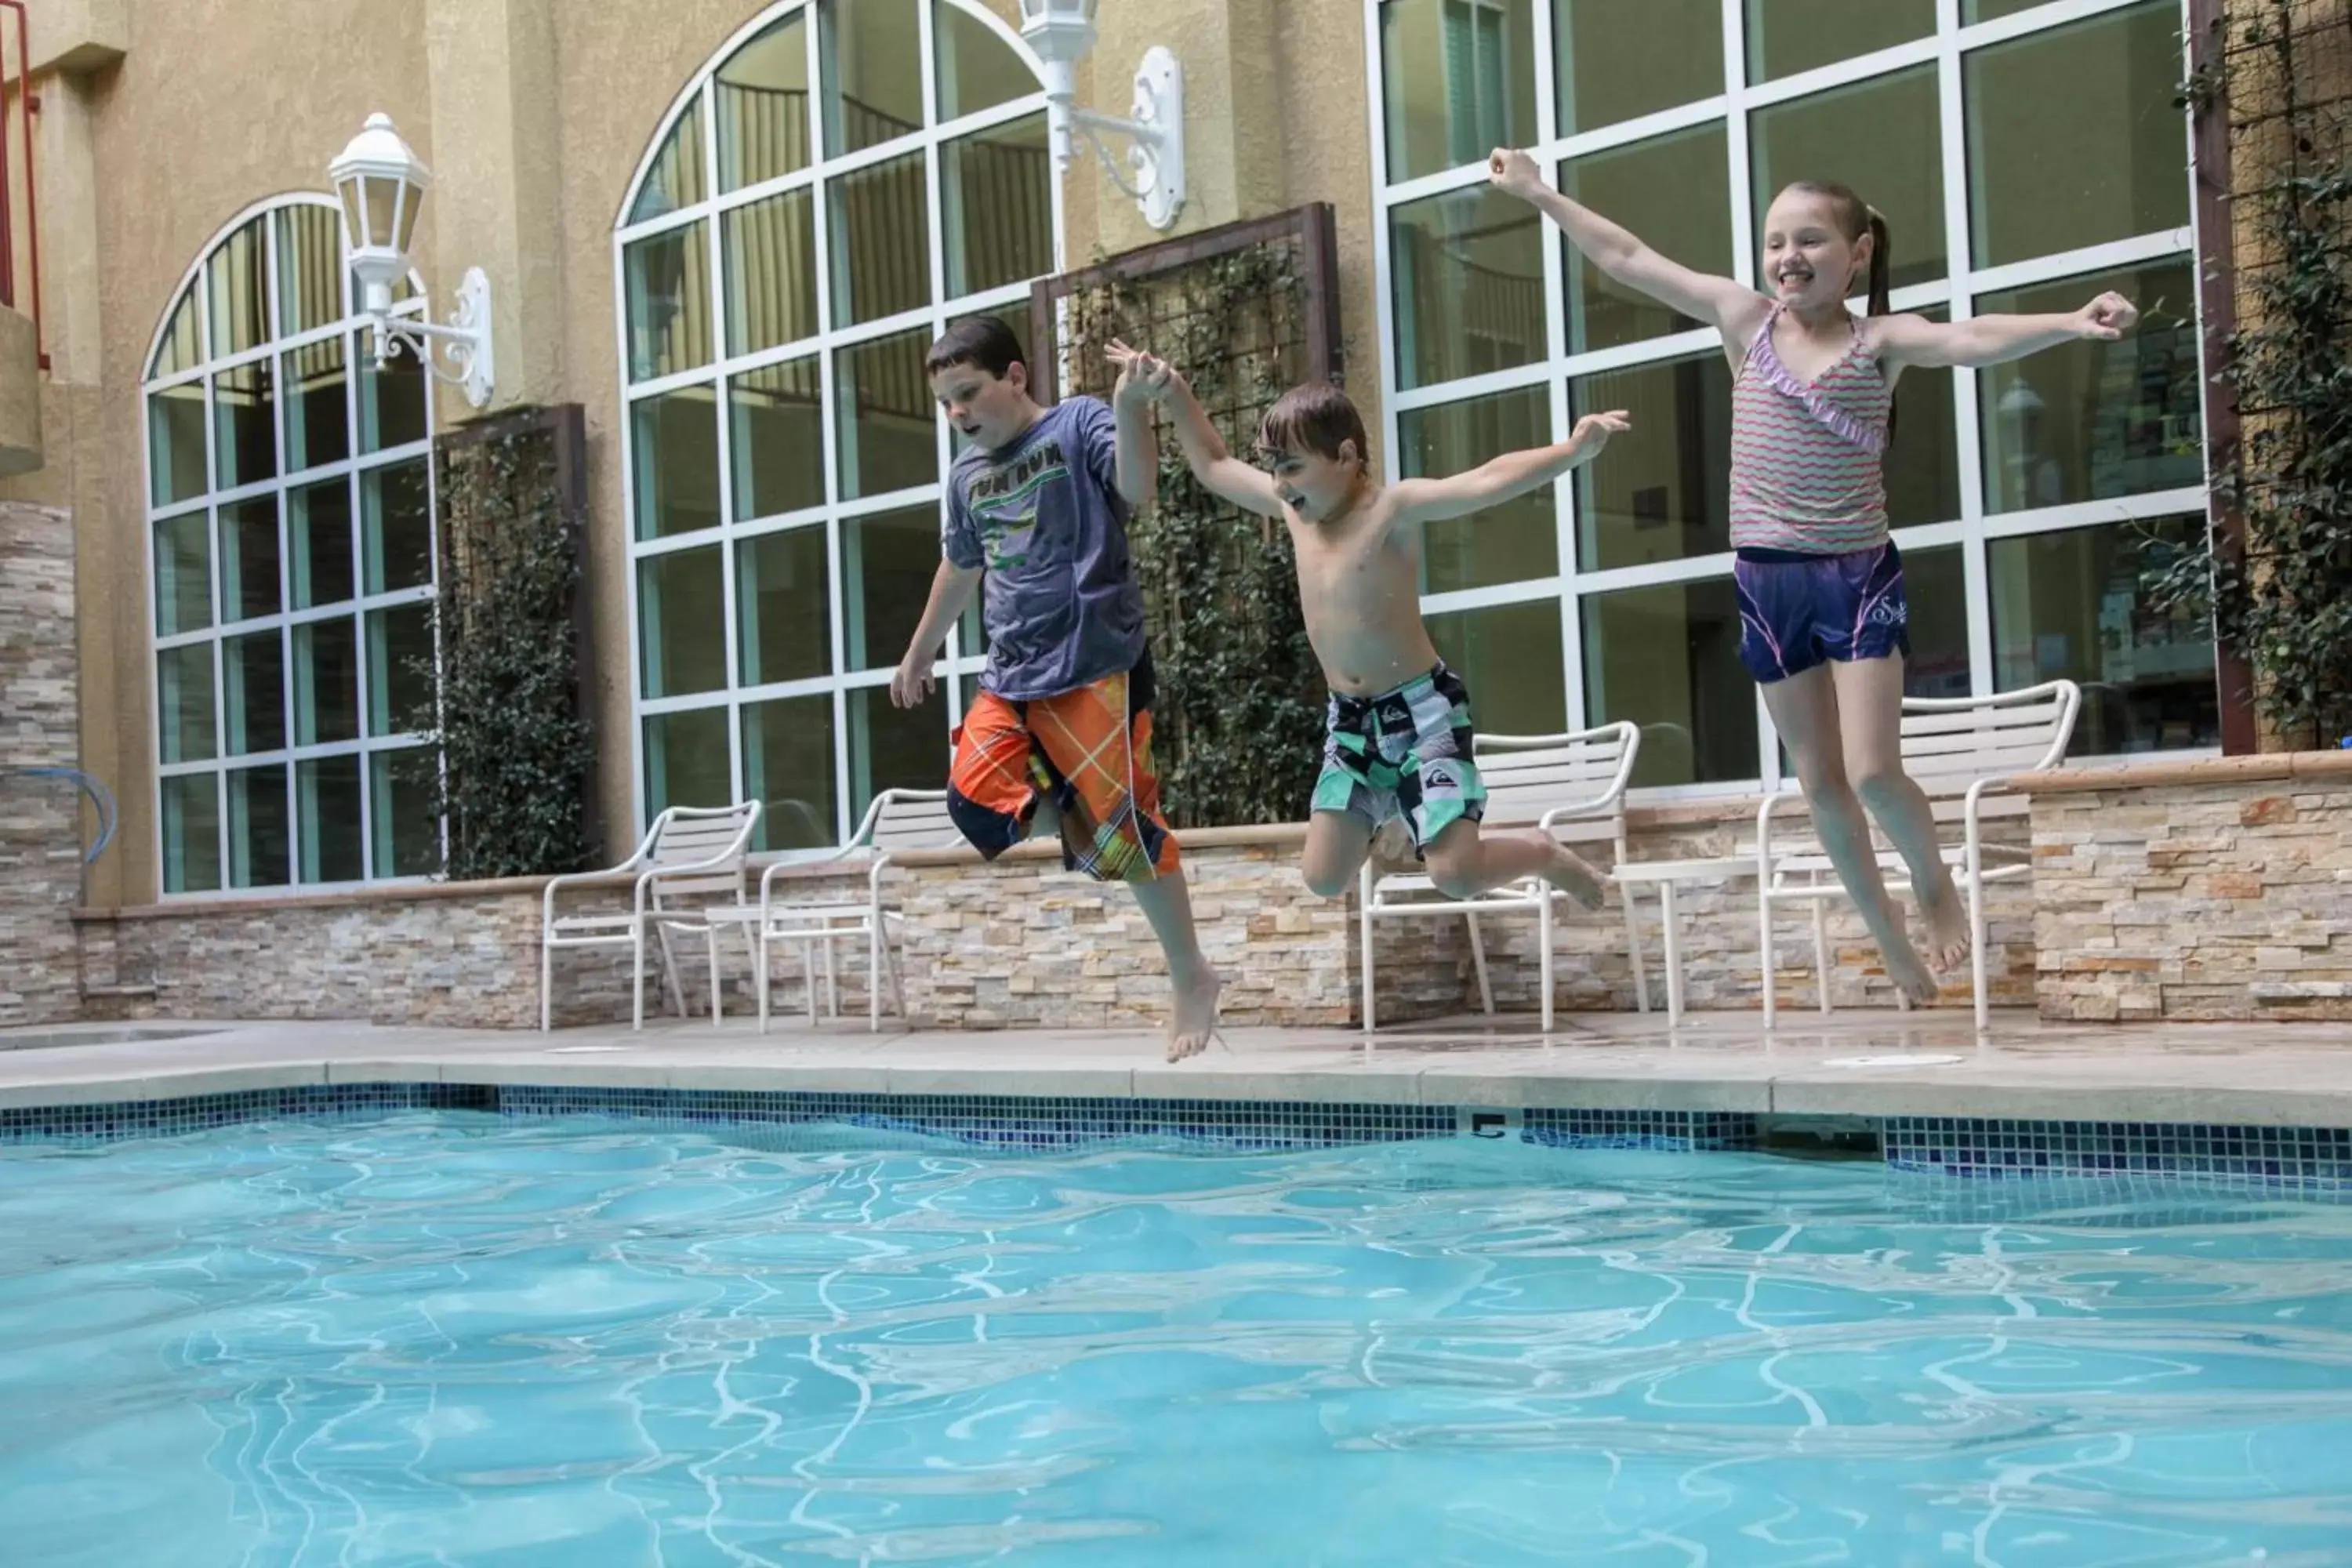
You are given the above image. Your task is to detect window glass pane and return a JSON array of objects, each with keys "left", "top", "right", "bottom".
[
  {"left": 936, "top": 1, "right": 1035, "bottom": 121},
  {"left": 358, "top": 336, "right": 428, "bottom": 453},
  {"left": 631, "top": 386, "right": 722, "bottom": 540},
  {"left": 837, "top": 328, "right": 937, "bottom": 499},
  {"left": 1582, "top": 577, "right": 1753, "bottom": 787},
  {"left": 944, "top": 114, "right": 1053, "bottom": 299},
  {"left": 294, "top": 617, "right": 361, "bottom": 746},
  {"left": 274, "top": 205, "right": 344, "bottom": 338},
  {"left": 291, "top": 478, "right": 357, "bottom": 609},
  {"left": 223, "top": 630, "right": 287, "bottom": 756},
  {"left": 148, "top": 383, "right": 209, "bottom": 506},
  {"left": 228, "top": 764, "right": 291, "bottom": 889},
  {"left": 1991, "top": 517, "right": 2217, "bottom": 757},
  {"left": 362, "top": 459, "right": 434, "bottom": 595},
  {"left": 823, "top": 0, "right": 925, "bottom": 154},
  {"left": 630, "top": 98, "right": 707, "bottom": 224},
  {"left": 214, "top": 361, "right": 278, "bottom": 489},
  {"left": 1555, "top": 0, "right": 1720, "bottom": 134},
  {"left": 282, "top": 337, "right": 350, "bottom": 473},
  {"left": 1425, "top": 598, "right": 1566, "bottom": 735},
  {"left": 219, "top": 498, "right": 281, "bottom": 622},
  {"left": 154, "top": 510, "right": 213, "bottom": 636},
  {"left": 717, "top": 12, "right": 811, "bottom": 192},
  {"left": 296, "top": 754, "right": 365, "bottom": 884},
  {"left": 844, "top": 505, "right": 942, "bottom": 670},
  {"left": 744, "top": 695, "right": 839, "bottom": 850},
  {"left": 206, "top": 219, "right": 268, "bottom": 358},
  {"left": 1745, "top": 0, "right": 1933, "bottom": 82},
  {"left": 161, "top": 772, "right": 222, "bottom": 895},
  {"left": 371, "top": 748, "right": 441, "bottom": 878},
  {"left": 368, "top": 602, "right": 435, "bottom": 736},
  {"left": 1563, "top": 124, "right": 1730, "bottom": 352},
  {"left": 739, "top": 524, "right": 832, "bottom": 686},
  {"left": 1897, "top": 543, "right": 1971, "bottom": 699},
  {"left": 1571, "top": 350, "right": 1733, "bottom": 571},
  {"left": 1401, "top": 387, "right": 1558, "bottom": 593},
  {"left": 1751, "top": 64, "right": 1945, "bottom": 291},
  {"left": 1886, "top": 307, "right": 1961, "bottom": 529},
  {"left": 1381, "top": 0, "right": 1537, "bottom": 183},
  {"left": 724, "top": 191, "right": 818, "bottom": 358},
  {"left": 1965, "top": 0, "right": 2046, "bottom": 19},
  {"left": 640, "top": 546, "right": 729, "bottom": 699},
  {"left": 1978, "top": 259, "right": 2198, "bottom": 514},
  {"left": 644, "top": 706, "right": 735, "bottom": 816},
  {"left": 731, "top": 358, "right": 826, "bottom": 521},
  {"left": 830, "top": 151, "right": 931, "bottom": 328},
  {"left": 158, "top": 644, "right": 218, "bottom": 764},
  {"left": 626, "top": 221, "right": 713, "bottom": 381},
  {"left": 1390, "top": 186, "right": 1544, "bottom": 390},
  {"left": 151, "top": 283, "right": 203, "bottom": 379},
  {"left": 1965, "top": 2, "right": 2188, "bottom": 268},
  {"left": 849, "top": 684, "right": 948, "bottom": 823}
]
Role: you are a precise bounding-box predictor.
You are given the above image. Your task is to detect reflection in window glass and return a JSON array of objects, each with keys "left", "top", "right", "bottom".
[
  {"left": 935, "top": 0, "right": 1036, "bottom": 121},
  {"left": 297, "top": 754, "right": 365, "bottom": 883},
  {"left": 1965, "top": 2, "right": 2189, "bottom": 268},
  {"left": 739, "top": 524, "right": 833, "bottom": 686},
  {"left": 1562, "top": 125, "right": 1730, "bottom": 352},
  {"left": 1572, "top": 350, "right": 1733, "bottom": 571},
  {"left": 1991, "top": 517, "right": 2217, "bottom": 756},
  {"left": 214, "top": 361, "right": 278, "bottom": 490},
  {"left": 152, "top": 285, "right": 203, "bottom": 379},
  {"left": 291, "top": 479, "right": 356, "bottom": 609},
  {"left": 1390, "top": 186, "right": 1544, "bottom": 390},
  {"left": 275, "top": 205, "right": 345, "bottom": 337},
  {"left": 158, "top": 644, "right": 217, "bottom": 764},
  {"left": 1750, "top": 64, "right": 1945, "bottom": 291},
  {"left": 1401, "top": 387, "right": 1558, "bottom": 593},
  {"left": 632, "top": 386, "right": 723, "bottom": 539},
  {"left": 162, "top": 773, "right": 223, "bottom": 894},
  {"left": 228, "top": 765, "right": 291, "bottom": 888},
  {"left": 1556, "top": 0, "right": 1721, "bottom": 134},
  {"left": 717, "top": 12, "right": 811, "bottom": 192},
  {"left": 1746, "top": 0, "right": 1934, "bottom": 82},
  {"left": 1978, "top": 260, "right": 2198, "bottom": 514},
  {"left": 731, "top": 358, "right": 826, "bottom": 521},
  {"left": 944, "top": 114, "right": 1052, "bottom": 299},
  {"left": 822, "top": 0, "right": 924, "bottom": 154},
  {"left": 207, "top": 219, "right": 268, "bottom": 359},
  {"left": 1582, "top": 577, "right": 1752, "bottom": 788},
  {"left": 371, "top": 749, "right": 441, "bottom": 877},
  {"left": 626, "top": 222, "right": 712, "bottom": 381},
  {"left": 149, "top": 383, "right": 209, "bottom": 506},
  {"left": 1381, "top": 0, "right": 1537, "bottom": 183},
  {"left": 632, "top": 100, "right": 708, "bottom": 225},
  {"left": 1885, "top": 308, "right": 1961, "bottom": 530},
  {"left": 850, "top": 684, "right": 949, "bottom": 822},
  {"left": 1897, "top": 544, "right": 1971, "bottom": 699},
  {"left": 1965, "top": 0, "right": 2046, "bottom": 19},
  {"left": 220, "top": 498, "right": 281, "bottom": 622},
  {"left": 154, "top": 510, "right": 213, "bottom": 636},
  {"left": 844, "top": 506, "right": 942, "bottom": 670},
  {"left": 223, "top": 630, "right": 287, "bottom": 756},
  {"left": 363, "top": 460, "right": 434, "bottom": 595},
  {"left": 358, "top": 340, "right": 428, "bottom": 453},
  {"left": 294, "top": 617, "right": 361, "bottom": 746},
  {"left": 283, "top": 337, "right": 350, "bottom": 473},
  {"left": 837, "top": 328, "right": 937, "bottom": 499},
  {"left": 1425, "top": 598, "right": 1567, "bottom": 736},
  {"left": 641, "top": 546, "right": 730, "bottom": 699},
  {"left": 367, "top": 603, "right": 435, "bottom": 737},
  {"left": 724, "top": 189, "right": 818, "bottom": 357},
  {"left": 644, "top": 706, "right": 735, "bottom": 816},
  {"left": 830, "top": 151, "right": 931, "bottom": 327},
  {"left": 744, "top": 695, "right": 839, "bottom": 850}
]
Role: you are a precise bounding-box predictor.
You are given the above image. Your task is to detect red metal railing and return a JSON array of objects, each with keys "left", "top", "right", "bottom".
[{"left": 0, "top": 0, "right": 45, "bottom": 368}]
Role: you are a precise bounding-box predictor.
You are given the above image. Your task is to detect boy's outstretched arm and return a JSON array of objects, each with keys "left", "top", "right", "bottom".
[
  {"left": 891, "top": 559, "right": 982, "bottom": 709},
  {"left": 1105, "top": 339, "right": 1287, "bottom": 519},
  {"left": 1875, "top": 290, "right": 2140, "bottom": 370},
  {"left": 1389, "top": 412, "right": 1631, "bottom": 527}
]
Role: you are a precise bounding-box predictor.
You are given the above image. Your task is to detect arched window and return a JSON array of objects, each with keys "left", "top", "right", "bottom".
[
  {"left": 617, "top": 0, "right": 1058, "bottom": 851},
  {"left": 142, "top": 197, "right": 439, "bottom": 895}
]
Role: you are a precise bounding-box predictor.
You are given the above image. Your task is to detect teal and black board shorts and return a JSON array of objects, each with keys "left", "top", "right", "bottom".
[{"left": 1311, "top": 661, "right": 1486, "bottom": 855}]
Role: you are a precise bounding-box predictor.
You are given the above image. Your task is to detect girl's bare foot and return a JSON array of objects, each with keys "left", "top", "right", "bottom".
[
  {"left": 1918, "top": 875, "right": 1973, "bottom": 973},
  {"left": 1877, "top": 908, "right": 1942, "bottom": 1006},
  {"left": 1525, "top": 831, "right": 1606, "bottom": 910},
  {"left": 1167, "top": 969, "right": 1225, "bottom": 1062}
]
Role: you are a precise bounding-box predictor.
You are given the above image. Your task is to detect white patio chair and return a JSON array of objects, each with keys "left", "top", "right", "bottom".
[
  {"left": 1754, "top": 680, "right": 2080, "bottom": 1030},
  {"left": 1359, "top": 723, "right": 1644, "bottom": 1033},
  {"left": 539, "top": 800, "right": 761, "bottom": 1031}
]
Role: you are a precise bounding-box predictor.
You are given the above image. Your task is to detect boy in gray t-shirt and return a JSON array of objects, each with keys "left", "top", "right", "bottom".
[{"left": 891, "top": 318, "right": 1221, "bottom": 1062}]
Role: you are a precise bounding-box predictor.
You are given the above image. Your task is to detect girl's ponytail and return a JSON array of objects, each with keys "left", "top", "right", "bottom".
[{"left": 1864, "top": 205, "right": 1893, "bottom": 320}]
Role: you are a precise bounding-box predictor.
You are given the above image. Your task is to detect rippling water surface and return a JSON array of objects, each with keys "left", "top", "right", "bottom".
[{"left": 1, "top": 1113, "right": 2349, "bottom": 1566}]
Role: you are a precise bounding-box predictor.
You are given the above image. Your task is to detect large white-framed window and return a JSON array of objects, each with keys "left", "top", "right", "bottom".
[
  {"left": 1369, "top": 0, "right": 2212, "bottom": 793},
  {"left": 141, "top": 195, "right": 441, "bottom": 896},
  {"left": 616, "top": 0, "right": 1061, "bottom": 851}
]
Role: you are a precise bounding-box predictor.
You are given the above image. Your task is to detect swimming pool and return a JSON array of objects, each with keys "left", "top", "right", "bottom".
[{"left": 2, "top": 1111, "right": 2347, "bottom": 1566}]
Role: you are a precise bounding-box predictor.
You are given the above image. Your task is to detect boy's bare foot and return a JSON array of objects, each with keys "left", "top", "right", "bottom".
[
  {"left": 1167, "top": 968, "right": 1225, "bottom": 1062},
  {"left": 1877, "top": 909, "right": 1942, "bottom": 1006},
  {"left": 1918, "top": 876, "right": 1973, "bottom": 973},
  {"left": 1520, "top": 830, "right": 1607, "bottom": 910}
]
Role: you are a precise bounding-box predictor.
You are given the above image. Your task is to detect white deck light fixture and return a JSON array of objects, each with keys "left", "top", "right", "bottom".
[
  {"left": 1018, "top": 0, "right": 1185, "bottom": 230},
  {"left": 328, "top": 114, "right": 496, "bottom": 408}
]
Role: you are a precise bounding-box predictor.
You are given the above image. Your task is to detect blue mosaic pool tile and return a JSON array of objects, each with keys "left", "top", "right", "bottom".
[
  {"left": 1883, "top": 1116, "right": 2352, "bottom": 1188},
  {"left": 1521, "top": 1109, "right": 1759, "bottom": 1152},
  {"left": 0, "top": 1082, "right": 495, "bottom": 1145}
]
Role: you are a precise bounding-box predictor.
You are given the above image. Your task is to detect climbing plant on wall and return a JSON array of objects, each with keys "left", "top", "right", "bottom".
[{"left": 1038, "top": 207, "right": 1342, "bottom": 828}]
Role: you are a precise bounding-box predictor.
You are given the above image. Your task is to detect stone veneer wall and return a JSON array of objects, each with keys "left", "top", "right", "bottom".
[
  {"left": 74, "top": 807, "right": 2042, "bottom": 1031},
  {"left": 0, "top": 503, "right": 82, "bottom": 1028},
  {"left": 2026, "top": 752, "right": 2352, "bottom": 1022}
]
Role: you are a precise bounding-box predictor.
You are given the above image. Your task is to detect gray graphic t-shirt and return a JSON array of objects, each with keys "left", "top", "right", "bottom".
[{"left": 943, "top": 397, "right": 1147, "bottom": 702}]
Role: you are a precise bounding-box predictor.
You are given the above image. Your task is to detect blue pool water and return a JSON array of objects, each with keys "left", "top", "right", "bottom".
[{"left": 1, "top": 1115, "right": 2349, "bottom": 1566}]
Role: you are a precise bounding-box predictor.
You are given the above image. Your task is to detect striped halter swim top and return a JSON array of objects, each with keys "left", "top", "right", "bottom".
[{"left": 1727, "top": 303, "right": 1892, "bottom": 555}]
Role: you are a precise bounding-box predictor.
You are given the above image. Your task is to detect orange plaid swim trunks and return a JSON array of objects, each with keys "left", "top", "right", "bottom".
[{"left": 946, "top": 652, "right": 1179, "bottom": 883}]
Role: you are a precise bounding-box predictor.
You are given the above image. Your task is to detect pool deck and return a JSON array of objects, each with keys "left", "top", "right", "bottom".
[{"left": 5, "top": 1008, "right": 2352, "bottom": 1126}]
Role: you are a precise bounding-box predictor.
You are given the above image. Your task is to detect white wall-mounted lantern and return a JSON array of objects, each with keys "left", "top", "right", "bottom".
[
  {"left": 1018, "top": 0, "right": 1185, "bottom": 231},
  {"left": 328, "top": 114, "right": 496, "bottom": 409}
]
